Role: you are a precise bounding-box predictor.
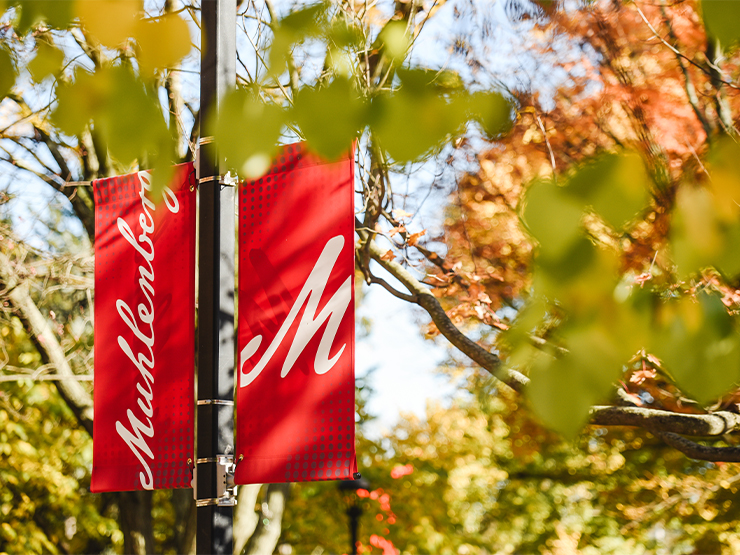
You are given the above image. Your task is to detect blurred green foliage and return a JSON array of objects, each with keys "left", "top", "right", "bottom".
[
  {"left": 510, "top": 142, "right": 740, "bottom": 435},
  {"left": 0, "top": 322, "right": 119, "bottom": 555},
  {"left": 283, "top": 375, "right": 740, "bottom": 554}
]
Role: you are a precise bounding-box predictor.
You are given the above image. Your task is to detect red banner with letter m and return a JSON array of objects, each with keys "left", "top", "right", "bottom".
[
  {"left": 91, "top": 164, "right": 196, "bottom": 492},
  {"left": 235, "top": 143, "right": 357, "bottom": 484}
]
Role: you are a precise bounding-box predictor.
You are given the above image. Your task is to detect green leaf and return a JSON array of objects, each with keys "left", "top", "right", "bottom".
[
  {"left": 467, "top": 91, "right": 513, "bottom": 137},
  {"left": 522, "top": 178, "right": 582, "bottom": 261},
  {"left": 28, "top": 40, "right": 64, "bottom": 82},
  {"left": 52, "top": 69, "right": 106, "bottom": 136},
  {"left": 670, "top": 185, "right": 740, "bottom": 278},
  {"left": 0, "top": 46, "right": 16, "bottom": 98},
  {"left": 701, "top": 0, "right": 740, "bottom": 49},
  {"left": 669, "top": 139, "right": 740, "bottom": 279},
  {"left": 97, "top": 67, "right": 167, "bottom": 164},
  {"left": 268, "top": 2, "right": 328, "bottom": 74},
  {"left": 371, "top": 73, "right": 467, "bottom": 162},
  {"left": 328, "top": 19, "right": 363, "bottom": 48},
  {"left": 651, "top": 292, "right": 740, "bottom": 403},
  {"left": 280, "top": 1, "right": 327, "bottom": 33},
  {"left": 566, "top": 151, "right": 649, "bottom": 229},
  {"left": 707, "top": 137, "right": 740, "bottom": 222},
  {"left": 212, "top": 89, "right": 286, "bottom": 178},
  {"left": 15, "top": 0, "right": 74, "bottom": 34},
  {"left": 375, "top": 20, "right": 409, "bottom": 63},
  {"left": 293, "top": 78, "right": 366, "bottom": 160},
  {"left": 529, "top": 325, "right": 625, "bottom": 438}
]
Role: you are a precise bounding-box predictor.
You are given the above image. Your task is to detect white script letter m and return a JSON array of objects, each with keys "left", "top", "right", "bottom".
[{"left": 239, "top": 235, "right": 351, "bottom": 388}]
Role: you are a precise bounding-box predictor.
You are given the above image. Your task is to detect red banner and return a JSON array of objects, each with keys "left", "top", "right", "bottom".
[
  {"left": 235, "top": 143, "right": 356, "bottom": 484},
  {"left": 91, "top": 164, "right": 196, "bottom": 492}
]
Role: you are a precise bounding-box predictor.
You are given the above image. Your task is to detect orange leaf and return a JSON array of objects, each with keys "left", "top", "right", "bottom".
[
  {"left": 380, "top": 249, "right": 395, "bottom": 261},
  {"left": 407, "top": 229, "right": 426, "bottom": 246},
  {"left": 388, "top": 224, "right": 406, "bottom": 237}
]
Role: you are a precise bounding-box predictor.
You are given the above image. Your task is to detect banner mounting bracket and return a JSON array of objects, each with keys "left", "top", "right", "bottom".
[{"left": 192, "top": 454, "right": 238, "bottom": 507}]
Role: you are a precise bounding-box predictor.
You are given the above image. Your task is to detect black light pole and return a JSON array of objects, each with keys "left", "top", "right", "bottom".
[
  {"left": 339, "top": 477, "right": 371, "bottom": 555},
  {"left": 197, "top": 0, "right": 236, "bottom": 554}
]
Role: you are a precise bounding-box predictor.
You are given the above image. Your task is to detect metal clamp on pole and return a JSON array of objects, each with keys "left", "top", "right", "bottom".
[
  {"left": 198, "top": 170, "right": 239, "bottom": 188},
  {"left": 192, "top": 454, "right": 238, "bottom": 507}
]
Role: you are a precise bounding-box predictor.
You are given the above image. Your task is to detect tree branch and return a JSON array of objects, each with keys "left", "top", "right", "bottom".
[
  {"left": 590, "top": 405, "right": 740, "bottom": 437},
  {"left": 359, "top": 230, "right": 740, "bottom": 460},
  {"left": 360, "top": 233, "right": 529, "bottom": 392},
  {"left": 652, "top": 430, "right": 740, "bottom": 462},
  {"left": 0, "top": 249, "right": 94, "bottom": 436}
]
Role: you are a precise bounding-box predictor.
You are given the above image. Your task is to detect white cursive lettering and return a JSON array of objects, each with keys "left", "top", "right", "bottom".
[
  {"left": 239, "top": 235, "right": 351, "bottom": 388},
  {"left": 116, "top": 410, "right": 154, "bottom": 489},
  {"left": 114, "top": 170, "right": 173, "bottom": 490}
]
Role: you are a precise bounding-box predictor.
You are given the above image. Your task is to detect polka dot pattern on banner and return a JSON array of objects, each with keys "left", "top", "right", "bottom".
[{"left": 235, "top": 143, "right": 357, "bottom": 485}]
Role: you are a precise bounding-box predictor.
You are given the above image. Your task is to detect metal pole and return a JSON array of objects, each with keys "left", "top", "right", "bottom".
[
  {"left": 347, "top": 505, "right": 361, "bottom": 555},
  {"left": 197, "top": 0, "right": 236, "bottom": 554}
]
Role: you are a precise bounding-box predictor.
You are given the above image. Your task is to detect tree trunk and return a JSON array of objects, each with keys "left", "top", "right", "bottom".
[
  {"left": 173, "top": 488, "right": 197, "bottom": 554},
  {"left": 241, "top": 484, "right": 291, "bottom": 555},
  {"left": 118, "top": 491, "right": 154, "bottom": 555},
  {"left": 234, "top": 484, "right": 262, "bottom": 555}
]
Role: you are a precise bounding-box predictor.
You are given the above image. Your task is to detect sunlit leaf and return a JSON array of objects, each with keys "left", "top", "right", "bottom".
[
  {"left": 329, "top": 19, "right": 363, "bottom": 48},
  {"left": 670, "top": 186, "right": 740, "bottom": 278},
  {"left": 529, "top": 324, "right": 624, "bottom": 438},
  {"left": 212, "top": 89, "right": 286, "bottom": 178},
  {"left": 279, "top": 1, "right": 327, "bottom": 33},
  {"left": 522, "top": 178, "right": 582, "bottom": 261},
  {"left": 701, "top": 0, "right": 740, "bottom": 49},
  {"left": 268, "top": 2, "right": 328, "bottom": 74},
  {"left": 650, "top": 292, "right": 740, "bottom": 403},
  {"left": 371, "top": 73, "right": 466, "bottom": 162},
  {"left": 293, "top": 78, "right": 366, "bottom": 160},
  {"left": 0, "top": 46, "right": 16, "bottom": 98},
  {"left": 376, "top": 20, "right": 409, "bottom": 63},
  {"left": 566, "top": 152, "right": 649, "bottom": 229},
  {"left": 28, "top": 40, "right": 64, "bottom": 82},
  {"left": 133, "top": 14, "right": 192, "bottom": 74},
  {"left": 706, "top": 137, "right": 740, "bottom": 222},
  {"left": 433, "top": 70, "right": 465, "bottom": 91},
  {"left": 76, "top": 0, "right": 141, "bottom": 49},
  {"left": 96, "top": 66, "right": 166, "bottom": 164},
  {"left": 15, "top": 0, "right": 74, "bottom": 34},
  {"left": 467, "top": 91, "right": 513, "bottom": 137},
  {"left": 52, "top": 69, "right": 108, "bottom": 136}
]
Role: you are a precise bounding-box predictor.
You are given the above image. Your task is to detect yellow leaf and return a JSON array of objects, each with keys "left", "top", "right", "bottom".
[
  {"left": 76, "top": 0, "right": 141, "bottom": 49},
  {"left": 29, "top": 41, "right": 64, "bottom": 82},
  {"left": 0, "top": 47, "right": 15, "bottom": 98},
  {"left": 134, "top": 13, "right": 192, "bottom": 73}
]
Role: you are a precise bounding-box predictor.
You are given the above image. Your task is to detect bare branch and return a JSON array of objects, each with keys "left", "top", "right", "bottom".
[
  {"left": 590, "top": 405, "right": 740, "bottom": 437},
  {"left": 0, "top": 249, "right": 94, "bottom": 436},
  {"left": 652, "top": 430, "right": 740, "bottom": 462},
  {"left": 360, "top": 233, "right": 529, "bottom": 392}
]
